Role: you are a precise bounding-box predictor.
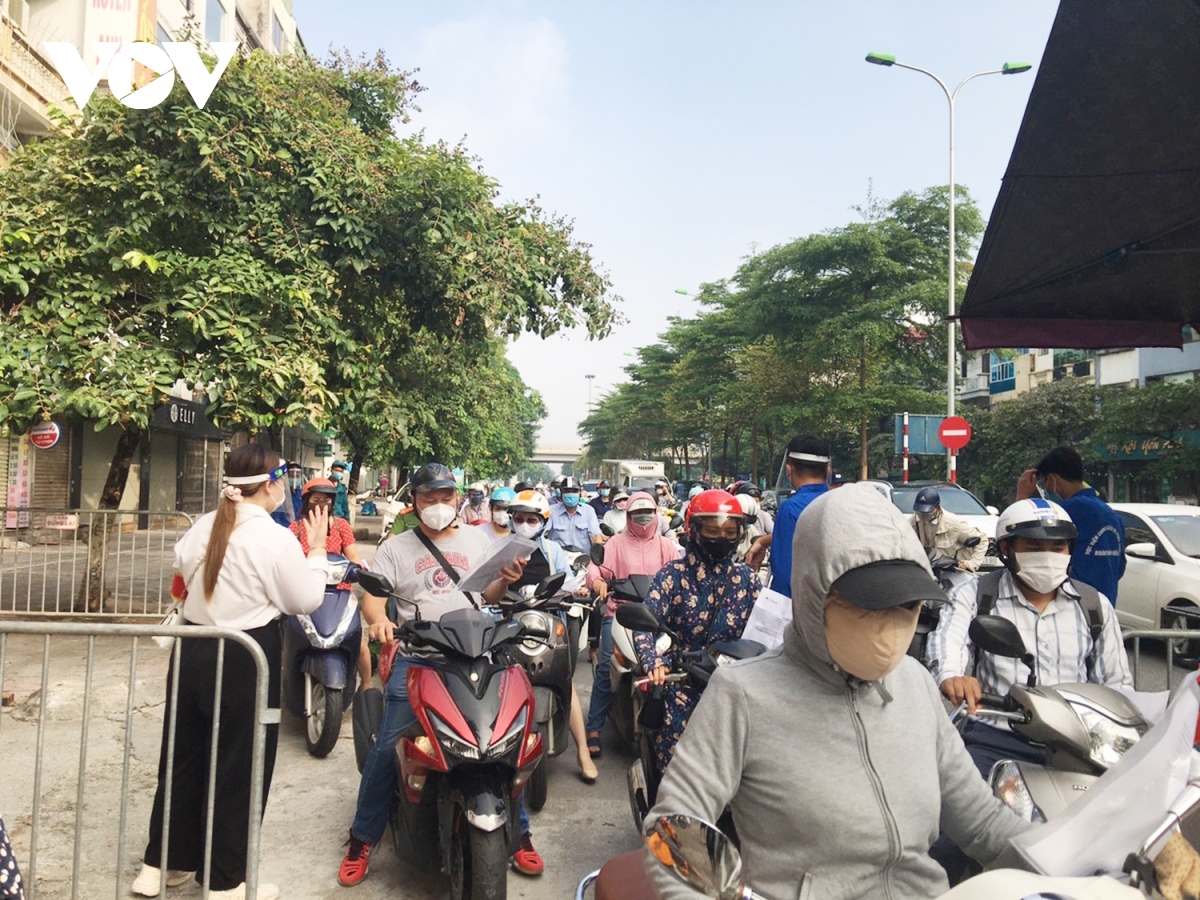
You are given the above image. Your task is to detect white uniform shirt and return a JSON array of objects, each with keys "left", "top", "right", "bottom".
[
  {"left": 176, "top": 504, "right": 328, "bottom": 630},
  {"left": 928, "top": 568, "right": 1132, "bottom": 697}
]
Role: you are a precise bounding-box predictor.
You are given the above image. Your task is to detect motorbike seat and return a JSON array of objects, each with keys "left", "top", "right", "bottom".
[{"left": 594, "top": 850, "right": 657, "bottom": 900}]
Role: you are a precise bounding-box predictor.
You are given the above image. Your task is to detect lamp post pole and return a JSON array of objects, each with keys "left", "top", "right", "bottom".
[
  {"left": 585, "top": 374, "right": 595, "bottom": 411},
  {"left": 865, "top": 53, "right": 1031, "bottom": 478}
]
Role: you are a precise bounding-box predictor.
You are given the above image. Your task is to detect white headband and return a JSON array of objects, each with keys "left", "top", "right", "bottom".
[
  {"left": 224, "top": 473, "right": 271, "bottom": 485},
  {"left": 788, "top": 452, "right": 831, "bottom": 464}
]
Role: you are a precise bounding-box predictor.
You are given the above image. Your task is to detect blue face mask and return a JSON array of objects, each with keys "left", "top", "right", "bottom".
[
  {"left": 562, "top": 493, "right": 580, "bottom": 508},
  {"left": 330, "top": 471, "right": 343, "bottom": 482},
  {"left": 600, "top": 489, "right": 610, "bottom": 497}
]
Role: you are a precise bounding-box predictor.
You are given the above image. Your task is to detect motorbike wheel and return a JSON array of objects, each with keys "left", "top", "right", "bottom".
[
  {"left": 449, "top": 820, "right": 508, "bottom": 900},
  {"left": 305, "top": 682, "right": 342, "bottom": 758},
  {"left": 528, "top": 759, "right": 549, "bottom": 812}
]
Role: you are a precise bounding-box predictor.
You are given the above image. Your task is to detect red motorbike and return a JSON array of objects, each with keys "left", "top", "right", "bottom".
[{"left": 355, "top": 570, "right": 548, "bottom": 900}]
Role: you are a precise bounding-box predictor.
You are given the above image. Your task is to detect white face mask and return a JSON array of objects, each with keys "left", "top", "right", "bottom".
[
  {"left": 514, "top": 521, "right": 542, "bottom": 540},
  {"left": 492, "top": 509, "right": 510, "bottom": 527},
  {"left": 823, "top": 594, "right": 920, "bottom": 681},
  {"left": 268, "top": 480, "right": 286, "bottom": 513},
  {"left": 418, "top": 502, "right": 457, "bottom": 532},
  {"left": 1014, "top": 551, "right": 1071, "bottom": 594}
]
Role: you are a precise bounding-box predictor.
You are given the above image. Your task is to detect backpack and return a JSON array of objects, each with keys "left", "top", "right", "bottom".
[{"left": 974, "top": 569, "right": 1105, "bottom": 680}]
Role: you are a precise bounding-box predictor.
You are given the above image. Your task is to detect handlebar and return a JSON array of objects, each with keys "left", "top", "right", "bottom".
[{"left": 633, "top": 673, "right": 689, "bottom": 689}]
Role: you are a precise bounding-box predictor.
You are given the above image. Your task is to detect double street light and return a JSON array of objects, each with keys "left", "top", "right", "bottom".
[{"left": 865, "top": 51, "right": 1031, "bottom": 478}]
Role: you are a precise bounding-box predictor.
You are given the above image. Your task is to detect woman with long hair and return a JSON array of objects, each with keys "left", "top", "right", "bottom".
[{"left": 133, "top": 444, "right": 330, "bottom": 900}]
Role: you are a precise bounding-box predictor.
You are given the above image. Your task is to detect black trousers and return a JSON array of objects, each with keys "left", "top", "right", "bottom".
[{"left": 144, "top": 620, "right": 281, "bottom": 891}]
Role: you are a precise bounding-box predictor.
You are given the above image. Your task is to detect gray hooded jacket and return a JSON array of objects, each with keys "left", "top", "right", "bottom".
[{"left": 646, "top": 483, "right": 1033, "bottom": 900}]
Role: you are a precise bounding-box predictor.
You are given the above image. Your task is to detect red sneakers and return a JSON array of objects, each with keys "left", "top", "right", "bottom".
[
  {"left": 511, "top": 833, "right": 544, "bottom": 876},
  {"left": 338, "top": 833, "right": 372, "bottom": 887}
]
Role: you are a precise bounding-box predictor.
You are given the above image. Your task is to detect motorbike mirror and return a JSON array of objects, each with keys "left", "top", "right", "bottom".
[
  {"left": 590, "top": 544, "right": 606, "bottom": 566},
  {"left": 534, "top": 571, "right": 567, "bottom": 600},
  {"left": 968, "top": 615, "right": 1027, "bottom": 657},
  {"left": 600, "top": 523, "right": 615, "bottom": 537},
  {"left": 616, "top": 602, "right": 663, "bottom": 633},
  {"left": 358, "top": 571, "right": 396, "bottom": 597},
  {"left": 645, "top": 815, "right": 747, "bottom": 900},
  {"left": 963, "top": 536, "right": 982, "bottom": 549}
]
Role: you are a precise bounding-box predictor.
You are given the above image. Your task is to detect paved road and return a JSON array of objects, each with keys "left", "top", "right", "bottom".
[{"left": 1, "top": 595, "right": 1193, "bottom": 899}]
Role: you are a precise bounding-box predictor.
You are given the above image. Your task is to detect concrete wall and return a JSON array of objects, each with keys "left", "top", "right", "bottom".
[
  {"left": 27, "top": 0, "right": 85, "bottom": 45},
  {"left": 1096, "top": 349, "right": 1140, "bottom": 387},
  {"left": 1138, "top": 344, "right": 1200, "bottom": 384},
  {"left": 79, "top": 426, "right": 141, "bottom": 510},
  {"left": 146, "top": 432, "right": 177, "bottom": 510}
]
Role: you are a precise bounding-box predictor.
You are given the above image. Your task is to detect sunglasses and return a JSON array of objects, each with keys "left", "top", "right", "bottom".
[{"left": 512, "top": 515, "right": 542, "bottom": 526}]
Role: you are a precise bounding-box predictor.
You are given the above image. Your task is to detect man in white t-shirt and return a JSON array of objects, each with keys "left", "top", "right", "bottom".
[{"left": 338, "top": 463, "right": 543, "bottom": 886}]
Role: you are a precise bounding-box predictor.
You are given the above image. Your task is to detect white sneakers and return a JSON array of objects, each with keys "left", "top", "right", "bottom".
[
  {"left": 131, "top": 864, "right": 193, "bottom": 895},
  {"left": 130, "top": 864, "right": 279, "bottom": 900}
]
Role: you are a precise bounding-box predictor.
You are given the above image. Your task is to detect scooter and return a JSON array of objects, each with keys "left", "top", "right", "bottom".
[
  {"left": 615, "top": 601, "right": 766, "bottom": 832},
  {"left": 352, "top": 569, "right": 546, "bottom": 900},
  {"left": 907, "top": 540, "right": 979, "bottom": 664},
  {"left": 967, "top": 615, "right": 1152, "bottom": 822},
  {"left": 498, "top": 575, "right": 577, "bottom": 812},
  {"left": 604, "top": 568, "right": 656, "bottom": 754},
  {"left": 281, "top": 552, "right": 363, "bottom": 758},
  {"left": 579, "top": 784, "right": 1200, "bottom": 900},
  {"left": 558, "top": 546, "right": 594, "bottom": 673}
]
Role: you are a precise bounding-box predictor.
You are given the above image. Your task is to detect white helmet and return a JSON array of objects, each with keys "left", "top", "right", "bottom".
[
  {"left": 688, "top": 484, "right": 704, "bottom": 500},
  {"left": 735, "top": 493, "right": 760, "bottom": 520},
  {"left": 995, "top": 498, "right": 1077, "bottom": 548}
]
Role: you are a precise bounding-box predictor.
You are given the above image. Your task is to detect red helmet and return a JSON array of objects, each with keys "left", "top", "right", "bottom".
[{"left": 684, "top": 489, "right": 744, "bottom": 529}]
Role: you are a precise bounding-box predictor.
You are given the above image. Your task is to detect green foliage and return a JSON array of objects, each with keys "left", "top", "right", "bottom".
[
  {"left": 0, "top": 47, "right": 616, "bottom": 497},
  {"left": 580, "top": 186, "right": 983, "bottom": 480},
  {"left": 1092, "top": 380, "right": 1200, "bottom": 498}
]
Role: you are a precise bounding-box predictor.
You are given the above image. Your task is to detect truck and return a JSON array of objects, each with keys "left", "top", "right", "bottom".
[{"left": 600, "top": 459, "right": 665, "bottom": 492}]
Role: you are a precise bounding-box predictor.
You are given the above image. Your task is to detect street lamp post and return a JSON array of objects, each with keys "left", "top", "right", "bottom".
[
  {"left": 585, "top": 374, "right": 595, "bottom": 411},
  {"left": 865, "top": 52, "right": 1031, "bottom": 479}
]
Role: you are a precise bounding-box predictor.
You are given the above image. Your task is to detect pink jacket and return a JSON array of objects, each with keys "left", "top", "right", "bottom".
[{"left": 587, "top": 492, "right": 681, "bottom": 616}]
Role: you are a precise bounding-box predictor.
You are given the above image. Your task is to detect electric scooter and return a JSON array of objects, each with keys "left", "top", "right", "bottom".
[{"left": 281, "top": 552, "right": 363, "bottom": 757}]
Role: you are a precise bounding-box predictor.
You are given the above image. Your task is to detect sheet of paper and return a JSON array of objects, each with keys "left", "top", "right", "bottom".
[
  {"left": 741, "top": 587, "right": 793, "bottom": 649},
  {"left": 1011, "top": 673, "right": 1200, "bottom": 876},
  {"left": 457, "top": 535, "right": 538, "bottom": 592}
]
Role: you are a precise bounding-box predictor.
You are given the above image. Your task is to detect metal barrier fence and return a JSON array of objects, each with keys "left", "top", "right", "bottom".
[
  {"left": 0, "top": 509, "right": 194, "bottom": 618},
  {"left": 1125, "top": 627, "right": 1200, "bottom": 697},
  {"left": 0, "top": 621, "right": 275, "bottom": 900}
]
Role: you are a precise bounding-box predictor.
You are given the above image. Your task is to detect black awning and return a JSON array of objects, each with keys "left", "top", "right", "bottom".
[
  {"left": 151, "top": 397, "right": 228, "bottom": 440},
  {"left": 960, "top": 0, "right": 1200, "bottom": 349}
]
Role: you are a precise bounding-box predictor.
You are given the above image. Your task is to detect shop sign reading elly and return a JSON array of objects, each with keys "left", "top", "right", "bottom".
[
  {"left": 42, "top": 41, "right": 238, "bottom": 111},
  {"left": 28, "top": 421, "right": 62, "bottom": 450}
]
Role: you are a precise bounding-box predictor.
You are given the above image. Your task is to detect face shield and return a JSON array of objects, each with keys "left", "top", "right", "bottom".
[{"left": 229, "top": 460, "right": 295, "bottom": 523}]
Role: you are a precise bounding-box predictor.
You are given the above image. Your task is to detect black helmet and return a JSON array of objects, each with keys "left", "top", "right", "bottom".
[
  {"left": 514, "top": 480, "right": 535, "bottom": 493},
  {"left": 559, "top": 476, "right": 580, "bottom": 492},
  {"left": 733, "top": 482, "right": 761, "bottom": 499},
  {"left": 913, "top": 487, "right": 941, "bottom": 514},
  {"left": 412, "top": 463, "right": 457, "bottom": 494}
]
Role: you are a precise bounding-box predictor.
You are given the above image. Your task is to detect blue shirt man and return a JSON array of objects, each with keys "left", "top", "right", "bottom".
[
  {"left": 746, "top": 434, "right": 833, "bottom": 598},
  {"left": 1018, "top": 446, "right": 1126, "bottom": 604},
  {"left": 547, "top": 483, "right": 601, "bottom": 550},
  {"left": 330, "top": 461, "right": 351, "bottom": 520}
]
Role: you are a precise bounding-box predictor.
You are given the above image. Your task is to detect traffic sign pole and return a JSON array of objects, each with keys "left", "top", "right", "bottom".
[
  {"left": 950, "top": 449, "right": 957, "bottom": 484},
  {"left": 902, "top": 412, "right": 910, "bottom": 484}
]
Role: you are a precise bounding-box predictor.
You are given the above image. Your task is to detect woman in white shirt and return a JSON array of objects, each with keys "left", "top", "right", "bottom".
[{"left": 133, "top": 444, "right": 329, "bottom": 900}]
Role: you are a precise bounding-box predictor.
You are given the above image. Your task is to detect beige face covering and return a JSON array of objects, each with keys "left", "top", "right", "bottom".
[{"left": 823, "top": 593, "right": 921, "bottom": 681}]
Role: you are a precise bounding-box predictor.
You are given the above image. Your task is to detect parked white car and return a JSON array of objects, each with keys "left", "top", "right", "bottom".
[{"left": 1110, "top": 502, "right": 1200, "bottom": 667}]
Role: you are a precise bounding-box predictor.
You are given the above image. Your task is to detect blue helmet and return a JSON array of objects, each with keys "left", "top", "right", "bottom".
[{"left": 491, "top": 486, "right": 516, "bottom": 505}]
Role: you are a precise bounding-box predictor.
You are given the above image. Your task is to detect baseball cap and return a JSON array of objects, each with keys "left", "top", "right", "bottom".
[{"left": 830, "top": 560, "right": 948, "bottom": 611}]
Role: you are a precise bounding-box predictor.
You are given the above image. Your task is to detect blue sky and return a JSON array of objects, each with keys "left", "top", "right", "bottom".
[{"left": 293, "top": 1, "right": 1060, "bottom": 445}]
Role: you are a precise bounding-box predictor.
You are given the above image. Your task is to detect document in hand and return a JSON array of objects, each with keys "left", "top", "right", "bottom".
[
  {"left": 457, "top": 535, "right": 538, "bottom": 592},
  {"left": 1011, "top": 674, "right": 1200, "bottom": 876},
  {"left": 740, "top": 587, "right": 793, "bottom": 650}
]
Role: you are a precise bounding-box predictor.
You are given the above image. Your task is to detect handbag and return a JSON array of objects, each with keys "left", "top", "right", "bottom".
[{"left": 154, "top": 561, "right": 201, "bottom": 652}]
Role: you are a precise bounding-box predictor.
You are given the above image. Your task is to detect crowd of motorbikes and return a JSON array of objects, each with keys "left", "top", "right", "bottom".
[{"left": 272, "top": 479, "right": 1200, "bottom": 900}]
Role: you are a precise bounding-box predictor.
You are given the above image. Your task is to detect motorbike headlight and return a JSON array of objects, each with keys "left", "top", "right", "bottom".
[
  {"left": 517, "top": 610, "right": 553, "bottom": 643},
  {"left": 1071, "top": 704, "right": 1145, "bottom": 768},
  {"left": 326, "top": 561, "right": 350, "bottom": 585},
  {"left": 488, "top": 709, "right": 527, "bottom": 759},
  {"left": 991, "top": 760, "right": 1046, "bottom": 823},
  {"left": 429, "top": 713, "right": 480, "bottom": 761}
]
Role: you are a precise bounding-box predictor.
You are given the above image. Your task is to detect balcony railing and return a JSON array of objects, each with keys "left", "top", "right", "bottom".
[{"left": 0, "top": 14, "right": 69, "bottom": 127}]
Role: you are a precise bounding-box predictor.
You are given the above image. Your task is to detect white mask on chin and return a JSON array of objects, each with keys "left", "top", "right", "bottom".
[
  {"left": 1014, "top": 551, "right": 1071, "bottom": 594},
  {"left": 418, "top": 502, "right": 457, "bottom": 532}
]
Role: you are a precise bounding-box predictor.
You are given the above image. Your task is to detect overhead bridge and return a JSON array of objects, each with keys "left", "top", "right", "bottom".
[{"left": 530, "top": 445, "right": 583, "bottom": 465}]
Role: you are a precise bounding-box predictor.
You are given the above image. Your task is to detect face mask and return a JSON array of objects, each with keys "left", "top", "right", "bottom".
[
  {"left": 615, "top": 500, "right": 629, "bottom": 511},
  {"left": 600, "top": 489, "right": 610, "bottom": 498},
  {"left": 288, "top": 475, "right": 302, "bottom": 490},
  {"left": 492, "top": 509, "right": 510, "bottom": 527},
  {"left": 418, "top": 502, "right": 457, "bottom": 532},
  {"left": 1039, "top": 479, "right": 1063, "bottom": 503},
  {"left": 1014, "top": 551, "right": 1071, "bottom": 594},
  {"left": 823, "top": 594, "right": 919, "bottom": 681},
  {"left": 268, "top": 480, "right": 286, "bottom": 513},
  {"left": 562, "top": 493, "right": 580, "bottom": 508},
  {"left": 330, "top": 471, "right": 343, "bottom": 482},
  {"left": 629, "top": 511, "right": 656, "bottom": 527},
  {"left": 514, "top": 521, "right": 542, "bottom": 540},
  {"left": 693, "top": 535, "right": 739, "bottom": 566},
  {"left": 468, "top": 493, "right": 483, "bottom": 504}
]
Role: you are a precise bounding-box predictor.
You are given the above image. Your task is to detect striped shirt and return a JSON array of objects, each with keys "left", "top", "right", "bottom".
[{"left": 928, "top": 569, "right": 1132, "bottom": 697}]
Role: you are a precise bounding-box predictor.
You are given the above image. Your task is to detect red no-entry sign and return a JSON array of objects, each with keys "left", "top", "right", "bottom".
[{"left": 938, "top": 416, "right": 972, "bottom": 452}]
